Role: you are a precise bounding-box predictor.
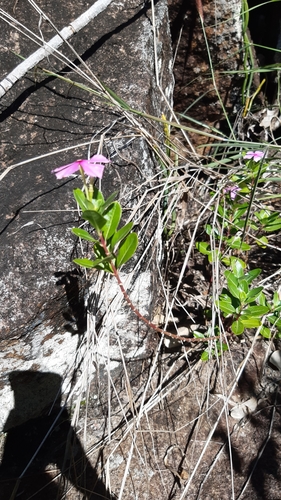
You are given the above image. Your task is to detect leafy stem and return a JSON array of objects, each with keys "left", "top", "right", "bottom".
[
  {"left": 73, "top": 185, "right": 224, "bottom": 345},
  {"left": 52, "top": 155, "right": 230, "bottom": 346},
  {"left": 97, "top": 233, "right": 225, "bottom": 344}
]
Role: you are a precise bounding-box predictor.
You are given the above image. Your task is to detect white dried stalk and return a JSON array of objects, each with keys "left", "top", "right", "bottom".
[{"left": 0, "top": 0, "right": 113, "bottom": 98}]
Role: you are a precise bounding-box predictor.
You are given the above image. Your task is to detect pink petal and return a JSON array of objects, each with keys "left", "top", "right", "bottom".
[
  {"left": 52, "top": 154, "right": 110, "bottom": 180},
  {"left": 90, "top": 154, "right": 110, "bottom": 164},
  {"left": 82, "top": 162, "right": 105, "bottom": 178},
  {"left": 253, "top": 151, "right": 265, "bottom": 161},
  {"left": 244, "top": 151, "right": 254, "bottom": 159},
  {"left": 51, "top": 161, "right": 80, "bottom": 179},
  {"left": 244, "top": 151, "right": 264, "bottom": 162},
  {"left": 223, "top": 185, "right": 240, "bottom": 200},
  {"left": 230, "top": 188, "right": 240, "bottom": 200}
]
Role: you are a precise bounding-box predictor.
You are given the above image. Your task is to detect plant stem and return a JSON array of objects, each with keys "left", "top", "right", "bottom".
[
  {"left": 99, "top": 234, "right": 223, "bottom": 344},
  {"left": 79, "top": 166, "right": 89, "bottom": 200}
]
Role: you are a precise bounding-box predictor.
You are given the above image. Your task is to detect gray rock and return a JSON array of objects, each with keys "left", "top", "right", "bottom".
[{"left": 0, "top": 0, "right": 173, "bottom": 431}]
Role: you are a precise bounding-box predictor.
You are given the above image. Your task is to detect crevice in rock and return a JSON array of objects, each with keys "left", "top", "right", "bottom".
[{"left": 247, "top": 0, "right": 281, "bottom": 104}]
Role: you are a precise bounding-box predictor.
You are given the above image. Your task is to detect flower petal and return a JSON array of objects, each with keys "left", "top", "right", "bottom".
[
  {"left": 244, "top": 151, "right": 254, "bottom": 160},
  {"left": 82, "top": 162, "right": 105, "bottom": 178},
  {"left": 52, "top": 154, "right": 110, "bottom": 179},
  {"left": 244, "top": 150, "right": 264, "bottom": 162},
  {"left": 51, "top": 161, "right": 80, "bottom": 179},
  {"left": 223, "top": 185, "right": 240, "bottom": 200},
  {"left": 230, "top": 187, "right": 240, "bottom": 200},
  {"left": 90, "top": 154, "right": 110, "bottom": 164},
  {"left": 253, "top": 151, "right": 265, "bottom": 161}
]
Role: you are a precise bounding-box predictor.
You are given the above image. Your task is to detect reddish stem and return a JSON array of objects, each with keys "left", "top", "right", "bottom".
[
  {"left": 99, "top": 234, "right": 222, "bottom": 344},
  {"left": 195, "top": 0, "right": 204, "bottom": 20}
]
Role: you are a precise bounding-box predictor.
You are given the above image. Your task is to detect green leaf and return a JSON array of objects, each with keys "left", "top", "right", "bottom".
[
  {"left": 226, "top": 236, "right": 251, "bottom": 250},
  {"left": 93, "top": 241, "right": 108, "bottom": 260},
  {"left": 255, "top": 209, "right": 270, "bottom": 221},
  {"left": 102, "top": 202, "right": 122, "bottom": 240},
  {"left": 116, "top": 232, "right": 138, "bottom": 268},
  {"left": 232, "top": 203, "right": 248, "bottom": 219},
  {"left": 231, "top": 319, "right": 244, "bottom": 335},
  {"left": 221, "top": 256, "right": 231, "bottom": 266},
  {"left": 193, "top": 331, "right": 206, "bottom": 338},
  {"left": 239, "top": 279, "right": 249, "bottom": 295},
  {"left": 220, "top": 289, "right": 241, "bottom": 310},
  {"left": 82, "top": 210, "right": 107, "bottom": 232},
  {"left": 267, "top": 315, "right": 281, "bottom": 328},
  {"left": 207, "top": 250, "right": 219, "bottom": 263},
  {"left": 100, "top": 191, "right": 118, "bottom": 212},
  {"left": 217, "top": 343, "right": 229, "bottom": 354},
  {"left": 257, "top": 292, "right": 267, "bottom": 307},
  {"left": 260, "top": 326, "right": 271, "bottom": 338},
  {"left": 244, "top": 268, "right": 261, "bottom": 284},
  {"left": 239, "top": 317, "right": 261, "bottom": 328},
  {"left": 73, "top": 258, "right": 96, "bottom": 268},
  {"left": 201, "top": 350, "right": 210, "bottom": 361},
  {"left": 239, "top": 290, "right": 247, "bottom": 303},
  {"left": 74, "top": 256, "right": 113, "bottom": 272},
  {"left": 263, "top": 221, "right": 281, "bottom": 232},
  {"left": 196, "top": 241, "right": 211, "bottom": 255},
  {"left": 238, "top": 279, "right": 248, "bottom": 304},
  {"left": 217, "top": 204, "right": 225, "bottom": 217},
  {"left": 256, "top": 236, "right": 268, "bottom": 248},
  {"left": 273, "top": 291, "right": 281, "bottom": 309},
  {"left": 245, "top": 286, "right": 263, "bottom": 303},
  {"left": 225, "top": 271, "right": 240, "bottom": 299},
  {"left": 219, "top": 297, "right": 236, "bottom": 315},
  {"left": 233, "top": 219, "right": 247, "bottom": 230},
  {"left": 90, "top": 187, "right": 104, "bottom": 211},
  {"left": 72, "top": 227, "right": 97, "bottom": 242},
  {"left": 242, "top": 305, "right": 269, "bottom": 316},
  {"left": 196, "top": 242, "right": 220, "bottom": 263},
  {"left": 238, "top": 185, "right": 250, "bottom": 194},
  {"left": 110, "top": 221, "right": 134, "bottom": 249},
  {"left": 230, "top": 258, "right": 245, "bottom": 278},
  {"left": 73, "top": 188, "right": 96, "bottom": 211},
  {"left": 92, "top": 257, "right": 114, "bottom": 273},
  {"left": 248, "top": 221, "right": 259, "bottom": 231}
]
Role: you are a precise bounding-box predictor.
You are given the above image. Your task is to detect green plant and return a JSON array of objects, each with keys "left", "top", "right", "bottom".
[
  {"left": 196, "top": 150, "right": 281, "bottom": 263},
  {"left": 196, "top": 256, "right": 281, "bottom": 362},
  {"left": 195, "top": 327, "right": 229, "bottom": 361},
  {"left": 72, "top": 187, "right": 138, "bottom": 273},
  {"left": 196, "top": 150, "right": 281, "bottom": 349},
  {"left": 218, "top": 257, "right": 281, "bottom": 337},
  {"left": 52, "top": 152, "right": 223, "bottom": 346}
]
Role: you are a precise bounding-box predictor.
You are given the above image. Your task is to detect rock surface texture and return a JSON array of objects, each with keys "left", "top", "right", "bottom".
[
  {"left": 0, "top": 0, "right": 171, "bottom": 405},
  {"left": 169, "top": 0, "right": 243, "bottom": 148}
]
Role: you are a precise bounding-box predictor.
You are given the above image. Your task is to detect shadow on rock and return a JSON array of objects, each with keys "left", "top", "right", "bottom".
[
  {"left": 0, "top": 370, "right": 113, "bottom": 499},
  {"left": 55, "top": 270, "right": 87, "bottom": 335}
]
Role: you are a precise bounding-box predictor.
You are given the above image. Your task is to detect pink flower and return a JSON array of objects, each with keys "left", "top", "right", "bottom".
[
  {"left": 52, "top": 154, "right": 110, "bottom": 179},
  {"left": 244, "top": 151, "right": 265, "bottom": 162},
  {"left": 223, "top": 185, "right": 240, "bottom": 200}
]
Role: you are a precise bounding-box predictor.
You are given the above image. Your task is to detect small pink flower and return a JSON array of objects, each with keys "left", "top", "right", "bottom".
[
  {"left": 244, "top": 151, "right": 265, "bottom": 162},
  {"left": 52, "top": 154, "right": 110, "bottom": 179},
  {"left": 223, "top": 185, "right": 240, "bottom": 200}
]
